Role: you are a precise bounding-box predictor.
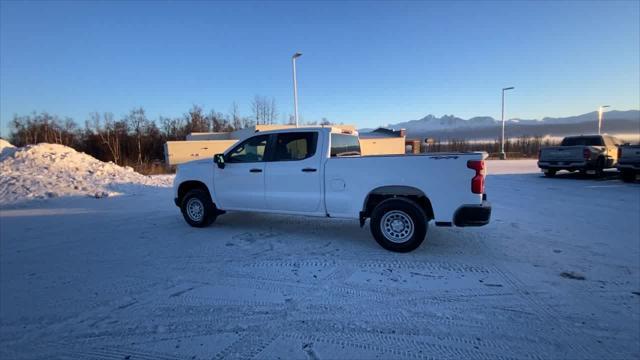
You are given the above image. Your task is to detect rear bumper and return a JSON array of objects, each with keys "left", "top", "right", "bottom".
[
  {"left": 538, "top": 160, "right": 588, "bottom": 170},
  {"left": 454, "top": 200, "right": 492, "bottom": 227},
  {"left": 617, "top": 162, "right": 640, "bottom": 171},
  {"left": 174, "top": 197, "right": 180, "bottom": 207}
]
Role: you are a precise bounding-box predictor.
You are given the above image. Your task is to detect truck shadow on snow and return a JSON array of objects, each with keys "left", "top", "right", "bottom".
[
  {"left": 537, "top": 170, "right": 625, "bottom": 181},
  {"left": 196, "top": 211, "right": 488, "bottom": 257}
]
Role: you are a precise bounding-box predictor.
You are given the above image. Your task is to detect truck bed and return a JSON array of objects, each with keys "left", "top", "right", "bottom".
[{"left": 324, "top": 151, "right": 487, "bottom": 222}]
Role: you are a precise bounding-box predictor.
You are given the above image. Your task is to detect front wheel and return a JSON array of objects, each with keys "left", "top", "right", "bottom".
[
  {"left": 544, "top": 169, "right": 556, "bottom": 177},
  {"left": 370, "top": 198, "right": 427, "bottom": 252},
  {"left": 180, "top": 189, "right": 217, "bottom": 227}
]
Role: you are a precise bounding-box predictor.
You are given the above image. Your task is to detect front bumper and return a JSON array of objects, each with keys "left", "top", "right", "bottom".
[
  {"left": 453, "top": 200, "right": 492, "bottom": 227},
  {"left": 174, "top": 197, "right": 180, "bottom": 207}
]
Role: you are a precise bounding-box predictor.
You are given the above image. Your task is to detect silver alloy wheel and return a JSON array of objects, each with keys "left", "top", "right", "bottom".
[
  {"left": 380, "top": 210, "right": 414, "bottom": 243},
  {"left": 186, "top": 198, "right": 205, "bottom": 222}
]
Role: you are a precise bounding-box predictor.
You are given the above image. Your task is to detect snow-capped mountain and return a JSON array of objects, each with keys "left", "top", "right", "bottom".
[
  {"left": 383, "top": 110, "right": 639, "bottom": 133},
  {"left": 388, "top": 114, "right": 495, "bottom": 132}
]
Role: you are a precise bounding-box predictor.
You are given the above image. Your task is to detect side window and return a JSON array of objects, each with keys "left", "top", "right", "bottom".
[
  {"left": 226, "top": 135, "right": 269, "bottom": 163},
  {"left": 273, "top": 132, "right": 318, "bottom": 161},
  {"left": 330, "top": 134, "right": 361, "bottom": 157}
]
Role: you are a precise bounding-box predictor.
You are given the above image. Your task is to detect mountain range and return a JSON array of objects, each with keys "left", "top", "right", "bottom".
[{"left": 364, "top": 110, "right": 639, "bottom": 140}]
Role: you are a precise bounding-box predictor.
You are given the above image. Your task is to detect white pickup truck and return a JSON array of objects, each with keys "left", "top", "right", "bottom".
[{"left": 173, "top": 127, "right": 491, "bottom": 252}]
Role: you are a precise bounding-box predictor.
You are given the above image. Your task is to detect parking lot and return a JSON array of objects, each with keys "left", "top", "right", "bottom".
[{"left": 1, "top": 160, "right": 639, "bottom": 359}]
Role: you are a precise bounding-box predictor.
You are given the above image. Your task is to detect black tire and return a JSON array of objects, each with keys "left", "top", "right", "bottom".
[
  {"left": 621, "top": 169, "right": 636, "bottom": 183},
  {"left": 544, "top": 169, "right": 556, "bottom": 177},
  {"left": 595, "top": 157, "right": 606, "bottom": 177},
  {"left": 180, "top": 189, "right": 217, "bottom": 227},
  {"left": 370, "top": 198, "right": 427, "bottom": 253}
]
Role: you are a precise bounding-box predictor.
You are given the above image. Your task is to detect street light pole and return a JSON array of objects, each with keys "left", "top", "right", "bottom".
[
  {"left": 598, "top": 105, "right": 610, "bottom": 135},
  {"left": 500, "top": 86, "right": 515, "bottom": 160},
  {"left": 292, "top": 52, "right": 302, "bottom": 127}
]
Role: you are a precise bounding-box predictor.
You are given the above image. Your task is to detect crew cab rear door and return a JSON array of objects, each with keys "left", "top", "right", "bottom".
[{"left": 264, "top": 131, "right": 322, "bottom": 213}]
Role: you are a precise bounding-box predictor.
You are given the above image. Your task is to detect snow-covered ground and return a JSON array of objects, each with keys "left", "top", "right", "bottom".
[{"left": 1, "top": 159, "right": 639, "bottom": 359}]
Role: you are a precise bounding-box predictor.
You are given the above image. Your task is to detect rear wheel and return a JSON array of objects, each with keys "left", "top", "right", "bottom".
[
  {"left": 621, "top": 169, "right": 636, "bottom": 183},
  {"left": 370, "top": 198, "right": 427, "bottom": 252},
  {"left": 180, "top": 189, "right": 217, "bottom": 227},
  {"left": 595, "top": 157, "right": 606, "bottom": 177},
  {"left": 544, "top": 169, "right": 556, "bottom": 177}
]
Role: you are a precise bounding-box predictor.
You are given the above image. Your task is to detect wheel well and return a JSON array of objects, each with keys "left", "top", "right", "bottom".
[
  {"left": 177, "top": 181, "right": 212, "bottom": 204},
  {"left": 362, "top": 186, "right": 434, "bottom": 220}
]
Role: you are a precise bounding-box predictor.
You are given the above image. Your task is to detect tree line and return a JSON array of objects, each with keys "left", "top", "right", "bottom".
[
  {"left": 422, "top": 136, "right": 559, "bottom": 158},
  {"left": 6, "top": 97, "right": 287, "bottom": 173},
  {"left": 6, "top": 99, "right": 553, "bottom": 175}
]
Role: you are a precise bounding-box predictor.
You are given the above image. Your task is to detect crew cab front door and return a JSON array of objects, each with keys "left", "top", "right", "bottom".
[
  {"left": 214, "top": 134, "right": 269, "bottom": 210},
  {"left": 265, "top": 131, "right": 322, "bottom": 213}
]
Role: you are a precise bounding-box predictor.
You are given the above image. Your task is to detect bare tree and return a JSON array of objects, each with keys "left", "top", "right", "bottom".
[
  {"left": 252, "top": 96, "right": 278, "bottom": 125},
  {"left": 267, "top": 98, "right": 278, "bottom": 125},
  {"left": 227, "top": 102, "right": 241, "bottom": 129},
  {"left": 160, "top": 116, "right": 186, "bottom": 140},
  {"left": 209, "top": 110, "right": 228, "bottom": 132},
  {"left": 125, "top": 108, "right": 149, "bottom": 165},
  {"left": 185, "top": 105, "right": 209, "bottom": 133},
  {"left": 251, "top": 95, "right": 264, "bottom": 125},
  {"left": 92, "top": 112, "right": 121, "bottom": 165}
]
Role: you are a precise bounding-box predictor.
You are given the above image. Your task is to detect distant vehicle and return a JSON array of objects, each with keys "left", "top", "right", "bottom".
[
  {"left": 538, "top": 135, "right": 623, "bottom": 177},
  {"left": 172, "top": 127, "right": 491, "bottom": 252},
  {"left": 617, "top": 144, "right": 640, "bottom": 182}
]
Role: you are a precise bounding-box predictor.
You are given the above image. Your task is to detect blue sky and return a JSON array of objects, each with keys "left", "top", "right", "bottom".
[{"left": 1, "top": 0, "right": 639, "bottom": 136}]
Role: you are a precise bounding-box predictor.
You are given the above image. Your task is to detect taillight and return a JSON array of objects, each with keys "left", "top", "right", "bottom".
[
  {"left": 583, "top": 148, "right": 591, "bottom": 159},
  {"left": 467, "top": 160, "right": 485, "bottom": 194}
]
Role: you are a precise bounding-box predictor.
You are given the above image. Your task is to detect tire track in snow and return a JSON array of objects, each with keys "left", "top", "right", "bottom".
[
  {"left": 282, "top": 331, "right": 526, "bottom": 360},
  {"left": 492, "top": 265, "right": 597, "bottom": 359},
  {"left": 213, "top": 332, "right": 279, "bottom": 359}
]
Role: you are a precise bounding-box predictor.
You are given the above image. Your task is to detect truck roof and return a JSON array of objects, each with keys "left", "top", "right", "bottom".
[{"left": 252, "top": 126, "right": 358, "bottom": 136}]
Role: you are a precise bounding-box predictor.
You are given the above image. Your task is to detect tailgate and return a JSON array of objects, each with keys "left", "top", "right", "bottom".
[
  {"left": 540, "top": 147, "right": 584, "bottom": 162},
  {"left": 621, "top": 146, "right": 640, "bottom": 162}
]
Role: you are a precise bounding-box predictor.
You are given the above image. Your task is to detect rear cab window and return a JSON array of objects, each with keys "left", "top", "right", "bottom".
[
  {"left": 330, "top": 134, "right": 361, "bottom": 157},
  {"left": 561, "top": 136, "right": 604, "bottom": 146}
]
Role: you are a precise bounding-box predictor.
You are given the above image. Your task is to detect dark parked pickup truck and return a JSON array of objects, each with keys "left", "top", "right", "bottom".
[
  {"left": 538, "top": 135, "right": 623, "bottom": 177},
  {"left": 617, "top": 144, "right": 640, "bottom": 182}
]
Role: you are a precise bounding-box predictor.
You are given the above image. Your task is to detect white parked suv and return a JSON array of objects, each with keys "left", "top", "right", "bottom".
[{"left": 173, "top": 127, "right": 491, "bottom": 252}]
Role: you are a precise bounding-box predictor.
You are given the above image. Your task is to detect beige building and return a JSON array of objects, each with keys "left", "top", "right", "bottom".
[
  {"left": 164, "top": 125, "right": 406, "bottom": 165},
  {"left": 359, "top": 128, "right": 406, "bottom": 156}
]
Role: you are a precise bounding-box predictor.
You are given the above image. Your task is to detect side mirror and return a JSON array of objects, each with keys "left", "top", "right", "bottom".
[{"left": 214, "top": 154, "right": 225, "bottom": 169}]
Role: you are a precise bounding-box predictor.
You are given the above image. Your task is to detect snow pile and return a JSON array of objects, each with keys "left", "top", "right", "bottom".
[
  {"left": 0, "top": 138, "right": 16, "bottom": 159},
  {"left": 0, "top": 142, "right": 172, "bottom": 204}
]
